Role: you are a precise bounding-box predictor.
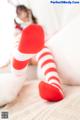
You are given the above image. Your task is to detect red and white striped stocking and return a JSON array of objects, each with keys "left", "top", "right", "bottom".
[{"left": 36, "top": 46, "right": 64, "bottom": 101}]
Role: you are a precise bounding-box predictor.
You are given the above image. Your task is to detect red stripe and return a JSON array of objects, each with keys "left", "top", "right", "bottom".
[
  {"left": 15, "top": 24, "right": 23, "bottom": 31},
  {"left": 45, "top": 68, "right": 57, "bottom": 75},
  {"left": 51, "top": 83, "right": 61, "bottom": 90},
  {"left": 38, "top": 52, "right": 52, "bottom": 61},
  {"left": 48, "top": 76, "right": 60, "bottom": 83},
  {"left": 41, "top": 59, "right": 56, "bottom": 68},
  {"left": 13, "top": 58, "right": 29, "bottom": 70},
  {"left": 51, "top": 83, "right": 63, "bottom": 93}
]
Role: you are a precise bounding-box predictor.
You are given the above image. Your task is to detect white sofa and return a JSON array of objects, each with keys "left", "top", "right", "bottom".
[{"left": 0, "top": 1, "right": 80, "bottom": 119}]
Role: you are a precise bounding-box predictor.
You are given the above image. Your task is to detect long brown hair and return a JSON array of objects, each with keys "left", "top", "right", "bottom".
[{"left": 16, "top": 5, "right": 37, "bottom": 24}]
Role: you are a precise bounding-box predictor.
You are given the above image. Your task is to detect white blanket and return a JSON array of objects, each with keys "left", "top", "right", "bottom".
[{"left": 0, "top": 80, "right": 80, "bottom": 120}]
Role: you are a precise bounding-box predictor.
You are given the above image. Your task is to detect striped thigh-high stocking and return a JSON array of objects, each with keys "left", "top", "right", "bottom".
[
  {"left": 11, "top": 24, "right": 44, "bottom": 93},
  {"left": 36, "top": 46, "right": 64, "bottom": 101}
]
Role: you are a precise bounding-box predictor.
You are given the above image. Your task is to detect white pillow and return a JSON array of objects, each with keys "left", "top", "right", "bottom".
[{"left": 45, "top": 15, "right": 80, "bottom": 85}]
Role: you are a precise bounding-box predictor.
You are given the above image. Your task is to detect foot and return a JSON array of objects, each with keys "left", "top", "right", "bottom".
[{"left": 39, "top": 81, "right": 64, "bottom": 101}]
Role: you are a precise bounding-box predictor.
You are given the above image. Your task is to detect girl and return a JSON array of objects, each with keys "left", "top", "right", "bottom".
[
  {"left": 13, "top": 5, "right": 64, "bottom": 101},
  {"left": 14, "top": 5, "right": 38, "bottom": 65},
  {"left": 0, "top": 4, "right": 37, "bottom": 69},
  {"left": 0, "top": 5, "right": 64, "bottom": 106}
]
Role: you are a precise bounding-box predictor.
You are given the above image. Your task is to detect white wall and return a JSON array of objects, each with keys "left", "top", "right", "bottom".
[
  {"left": 23, "top": 0, "right": 80, "bottom": 38},
  {"left": 0, "top": 0, "right": 15, "bottom": 66},
  {"left": 28, "top": 0, "right": 60, "bottom": 39}
]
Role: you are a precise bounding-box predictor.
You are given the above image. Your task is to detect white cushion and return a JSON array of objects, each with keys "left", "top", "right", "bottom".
[{"left": 46, "top": 15, "right": 80, "bottom": 85}]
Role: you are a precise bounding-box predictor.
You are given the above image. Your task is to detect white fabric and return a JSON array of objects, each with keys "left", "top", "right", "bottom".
[
  {"left": 0, "top": 66, "right": 37, "bottom": 106},
  {"left": 0, "top": 73, "right": 26, "bottom": 106},
  {"left": 46, "top": 15, "right": 80, "bottom": 85},
  {"left": 12, "top": 49, "right": 35, "bottom": 61},
  {"left": 1, "top": 81, "right": 80, "bottom": 120},
  {"left": 41, "top": 62, "right": 56, "bottom": 72}
]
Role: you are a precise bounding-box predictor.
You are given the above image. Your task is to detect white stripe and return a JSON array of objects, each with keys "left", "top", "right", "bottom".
[
  {"left": 11, "top": 63, "right": 28, "bottom": 76},
  {"left": 12, "top": 49, "right": 35, "bottom": 61},
  {"left": 41, "top": 62, "right": 56, "bottom": 73},
  {"left": 48, "top": 79, "right": 61, "bottom": 86},
  {"left": 36, "top": 47, "right": 53, "bottom": 61},
  {"left": 45, "top": 72, "right": 60, "bottom": 81},
  {"left": 51, "top": 84, "right": 64, "bottom": 96},
  {"left": 38, "top": 55, "right": 54, "bottom": 67}
]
